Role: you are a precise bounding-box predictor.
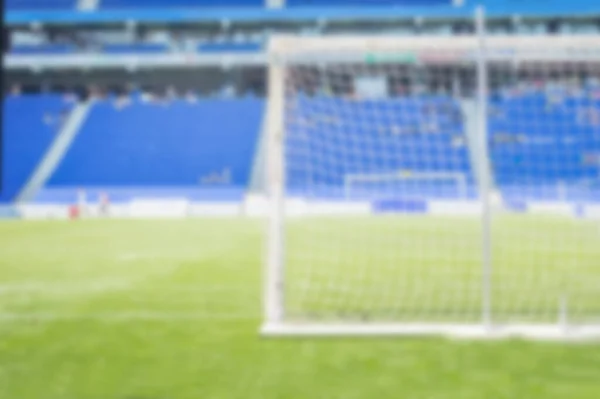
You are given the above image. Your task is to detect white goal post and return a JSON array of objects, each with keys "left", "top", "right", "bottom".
[{"left": 262, "top": 8, "right": 600, "bottom": 340}]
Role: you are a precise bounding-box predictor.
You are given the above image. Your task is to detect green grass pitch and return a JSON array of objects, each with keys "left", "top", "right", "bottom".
[{"left": 1, "top": 217, "right": 600, "bottom": 398}]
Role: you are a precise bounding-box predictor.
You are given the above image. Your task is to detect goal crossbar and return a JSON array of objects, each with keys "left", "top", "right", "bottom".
[{"left": 269, "top": 35, "right": 600, "bottom": 64}]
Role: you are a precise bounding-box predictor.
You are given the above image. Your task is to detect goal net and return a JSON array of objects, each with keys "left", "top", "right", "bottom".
[{"left": 263, "top": 23, "right": 600, "bottom": 339}]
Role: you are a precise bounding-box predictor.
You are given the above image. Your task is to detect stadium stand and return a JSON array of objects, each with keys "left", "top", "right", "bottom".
[
  {"left": 1, "top": 94, "right": 75, "bottom": 203},
  {"left": 286, "top": 95, "right": 473, "bottom": 199},
  {"left": 42, "top": 97, "right": 264, "bottom": 202},
  {"left": 10, "top": 44, "right": 76, "bottom": 55},
  {"left": 489, "top": 88, "right": 600, "bottom": 201},
  {"left": 4, "top": 0, "right": 600, "bottom": 205},
  {"left": 5, "top": 88, "right": 599, "bottom": 204},
  {"left": 282, "top": 89, "right": 600, "bottom": 202},
  {"left": 287, "top": 0, "right": 451, "bottom": 6},
  {"left": 100, "top": 0, "right": 264, "bottom": 8},
  {"left": 197, "top": 42, "right": 262, "bottom": 53},
  {"left": 6, "top": 0, "right": 76, "bottom": 10},
  {"left": 102, "top": 43, "right": 170, "bottom": 54}
]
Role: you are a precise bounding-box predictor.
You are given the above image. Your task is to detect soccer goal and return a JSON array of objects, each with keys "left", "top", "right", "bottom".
[{"left": 262, "top": 8, "right": 600, "bottom": 340}]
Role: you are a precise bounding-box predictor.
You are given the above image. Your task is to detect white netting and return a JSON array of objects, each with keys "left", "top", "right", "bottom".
[
  {"left": 283, "top": 63, "right": 482, "bottom": 323},
  {"left": 488, "top": 61, "right": 600, "bottom": 325},
  {"left": 265, "top": 35, "right": 600, "bottom": 336}
]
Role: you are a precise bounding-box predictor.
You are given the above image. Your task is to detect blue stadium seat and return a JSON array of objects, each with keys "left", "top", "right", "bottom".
[
  {"left": 10, "top": 44, "right": 76, "bottom": 55},
  {"left": 5, "top": 90, "right": 598, "bottom": 204},
  {"left": 197, "top": 42, "right": 262, "bottom": 53},
  {"left": 6, "top": 0, "right": 75, "bottom": 9},
  {"left": 100, "top": 0, "right": 263, "bottom": 8},
  {"left": 48, "top": 98, "right": 264, "bottom": 201},
  {"left": 287, "top": 0, "right": 451, "bottom": 5},
  {"left": 489, "top": 91, "right": 600, "bottom": 201},
  {"left": 285, "top": 96, "right": 472, "bottom": 199},
  {"left": 102, "top": 43, "right": 170, "bottom": 54},
  {"left": 1, "top": 95, "right": 74, "bottom": 203}
]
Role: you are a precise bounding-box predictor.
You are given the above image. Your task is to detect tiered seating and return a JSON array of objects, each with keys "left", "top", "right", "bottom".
[
  {"left": 9, "top": 41, "right": 262, "bottom": 55},
  {"left": 489, "top": 90, "right": 600, "bottom": 201},
  {"left": 5, "top": 89, "right": 598, "bottom": 205},
  {"left": 10, "top": 44, "right": 75, "bottom": 54},
  {"left": 287, "top": 0, "right": 451, "bottom": 5},
  {"left": 6, "top": 0, "right": 75, "bottom": 9},
  {"left": 48, "top": 97, "right": 264, "bottom": 201},
  {"left": 286, "top": 95, "right": 471, "bottom": 199},
  {"left": 198, "top": 42, "right": 262, "bottom": 53},
  {"left": 1, "top": 94, "right": 74, "bottom": 203},
  {"left": 100, "top": 0, "right": 263, "bottom": 8},
  {"left": 102, "top": 43, "right": 170, "bottom": 54},
  {"left": 8, "top": 41, "right": 264, "bottom": 55}
]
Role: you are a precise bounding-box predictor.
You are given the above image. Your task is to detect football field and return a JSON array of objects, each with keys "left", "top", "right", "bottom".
[
  {"left": 284, "top": 214, "right": 600, "bottom": 324},
  {"left": 1, "top": 217, "right": 600, "bottom": 398}
]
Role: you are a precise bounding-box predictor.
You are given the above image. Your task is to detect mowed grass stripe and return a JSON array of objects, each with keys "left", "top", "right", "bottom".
[{"left": 0, "top": 218, "right": 599, "bottom": 399}]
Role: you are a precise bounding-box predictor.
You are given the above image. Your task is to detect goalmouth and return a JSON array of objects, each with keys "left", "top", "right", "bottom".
[{"left": 262, "top": 7, "right": 600, "bottom": 339}]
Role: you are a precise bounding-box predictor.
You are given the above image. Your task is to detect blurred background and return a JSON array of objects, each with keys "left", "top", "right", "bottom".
[{"left": 2, "top": 0, "right": 600, "bottom": 216}]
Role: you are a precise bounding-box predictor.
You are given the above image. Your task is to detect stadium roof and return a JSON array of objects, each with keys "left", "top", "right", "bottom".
[{"left": 6, "top": 0, "right": 600, "bottom": 26}]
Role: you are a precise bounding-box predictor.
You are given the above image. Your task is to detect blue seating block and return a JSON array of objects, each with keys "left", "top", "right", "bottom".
[
  {"left": 2, "top": 95, "right": 73, "bottom": 203},
  {"left": 6, "top": 0, "right": 75, "bottom": 9},
  {"left": 102, "top": 43, "right": 170, "bottom": 54},
  {"left": 49, "top": 98, "right": 264, "bottom": 192},
  {"left": 101, "top": 0, "right": 262, "bottom": 8},
  {"left": 288, "top": 0, "right": 450, "bottom": 5},
  {"left": 4, "top": 90, "right": 599, "bottom": 204},
  {"left": 10, "top": 44, "right": 75, "bottom": 55},
  {"left": 197, "top": 42, "right": 262, "bottom": 53}
]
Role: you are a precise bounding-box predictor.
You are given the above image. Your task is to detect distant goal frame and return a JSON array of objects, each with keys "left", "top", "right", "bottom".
[{"left": 261, "top": 7, "right": 600, "bottom": 340}]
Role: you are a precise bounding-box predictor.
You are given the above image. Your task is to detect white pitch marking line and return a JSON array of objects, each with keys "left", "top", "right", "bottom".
[
  {"left": 0, "top": 281, "right": 256, "bottom": 295},
  {"left": 0, "top": 280, "right": 134, "bottom": 295},
  {"left": 0, "top": 312, "right": 258, "bottom": 322}
]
